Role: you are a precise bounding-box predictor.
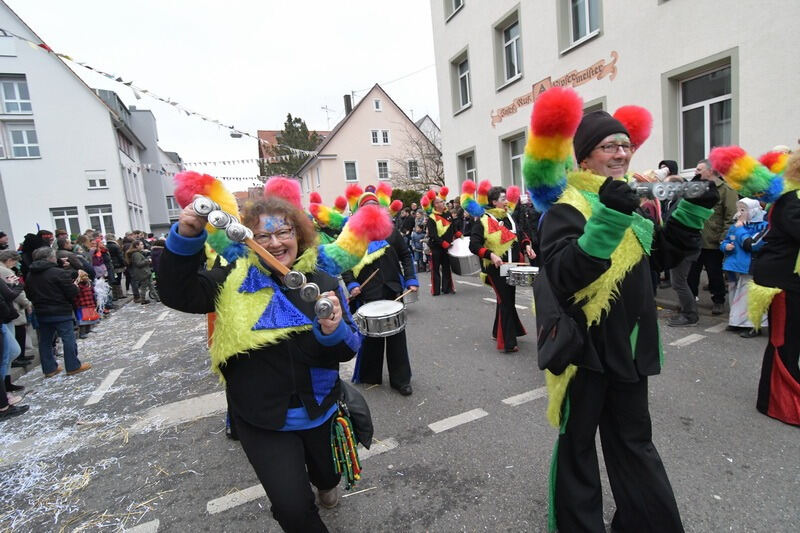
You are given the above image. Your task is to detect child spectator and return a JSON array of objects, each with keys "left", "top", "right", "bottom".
[
  {"left": 74, "top": 270, "right": 100, "bottom": 339},
  {"left": 721, "top": 198, "right": 768, "bottom": 337},
  {"left": 410, "top": 225, "right": 426, "bottom": 272}
]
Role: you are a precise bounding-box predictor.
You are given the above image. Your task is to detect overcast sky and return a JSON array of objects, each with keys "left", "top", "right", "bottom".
[{"left": 6, "top": 0, "right": 439, "bottom": 189}]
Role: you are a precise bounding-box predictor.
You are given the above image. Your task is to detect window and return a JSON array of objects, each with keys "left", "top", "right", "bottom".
[
  {"left": 116, "top": 130, "right": 134, "bottom": 159},
  {"left": 86, "top": 170, "right": 108, "bottom": 190},
  {"left": 344, "top": 161, "right": 358, "bottom": 182},
  {"left": 445, "top": 0, "right": 464, "bottom": 21},
  {"left": 51, "top": 207, "right": 80, "bottom": 235},
  {"left": 315, "top": 167, "right": 321, "bottom": 188},
  {"left": 458, "top": 150, "right": 477, "bottom": 184},
  {"left": 87, "top": 205, "right": 115, "bottom": 235},
  {"left": 381, "top": 130, "right": 390, "bottom": 144},
  {"left": 0, "top": 35, "right": 16, "bottom": 57},
  {"left": 680, "top": 66, "right": 731, "bottom": 170},
  {"left": 502, "top": 21, "right": 521, "bottom": 82},
  {"left": 371, "top": 130, "right": 379, "bottom": 144},
  {"left": 570, "top": 0, "right": 600, "bottom": 44},
  {"left": 373, "top": 99, "right": 382, "bottom": 111},
  {"left": 505, "top": 134, "right": 526, "bottom": 187},
  {"left": 407, "top": 160, "right": 419, "bottom": 178},
  {"left": 377, "top": 160, "right": 390, "bottom": 181},
  {"left": 8, "top": 124, "right": 40, "bottom": 158},
  {"left": 1, "top": 79, "right": 32, "bottom": 113},
  {"left": 0, "top": 134, "right": 5, "bottom": 158},
  {"left": 304, "top": 175, "right": 311, "bottom": 193},
  {"left": 166, "top": 196, "right": 181, "bottom": 220},
  {"left": 457, "top": 58, "right": 471, "bottom": 109}
]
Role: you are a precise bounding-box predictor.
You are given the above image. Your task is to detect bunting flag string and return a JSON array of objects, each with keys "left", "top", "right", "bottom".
[{"left": 0, "top": 28, "right": 317, "bottom": 157}]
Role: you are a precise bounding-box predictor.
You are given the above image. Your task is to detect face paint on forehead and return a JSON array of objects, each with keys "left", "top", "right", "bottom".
[
  {"left": 260, "top": 215, "right": 288, "bottom": 233},
  {"left": 612, "top": 133, "right": 630, "bottom": 144}
]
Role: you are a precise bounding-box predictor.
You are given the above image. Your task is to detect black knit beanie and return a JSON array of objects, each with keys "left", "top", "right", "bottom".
[
  {"left": 573, "top": 110, "right": 629, "bottom": 165},
  {"left": 658, "top": 159, "right": 679, "bottom": 176}
]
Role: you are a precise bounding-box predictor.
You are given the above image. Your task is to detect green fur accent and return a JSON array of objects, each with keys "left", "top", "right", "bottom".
[
  {"left": 352, "top": 245, "right": 388, "bottom": 278},
  {"left": 577, "top": 202, "right": 633, "bottom": 259},
  {"left": 545, "top": 365, "right": 578, "bottom": 428},
  {"left": 523, "top": 157, "right": 564, "bottom": 187},
  {"left": 569, "top": 170, "right": 605, "bottom": 193},
  {"left": 747, "top": 282, "right": 781, "bottom": 332},
  {"left": 206, "top": 230, "right": 232, "bottom": 256},
  {"left": 670, "top": 199, "right": 713, "bottom": 230},
  {"left": 629, "top": 214, "right": 654, "bottom": 255},
  {"left": 209, "top": 251, "right": 317, "bottom": 381},
  {"left": 630, "top": 322, "right": 639, "bottom": 359}
]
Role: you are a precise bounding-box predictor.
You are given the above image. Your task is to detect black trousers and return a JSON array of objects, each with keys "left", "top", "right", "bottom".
[
  {"left": 430, "top": 247, "right": 453, "bottom": 295},
  {"left": 486, "top": 266, "right": 525, "bottom": 351},
  {"left": 555, "top": 370, "right": 683, "bottom": 533},
  {"left": 358, "top": 331, "right": 411, "bottom": 387},
  {"left": 232, "top": 411, "right": 340, "bottom": 533},
  {"left": 687, "top": 248, "right": 726, "bottom": 304}
]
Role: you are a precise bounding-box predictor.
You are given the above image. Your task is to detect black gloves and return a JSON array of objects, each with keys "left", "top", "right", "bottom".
[
  {"left": 685, "top": 181, "right": 719, "bottom": 209},
  {"left": 598, "top": 177, "right": 639, "bottom": 215}
]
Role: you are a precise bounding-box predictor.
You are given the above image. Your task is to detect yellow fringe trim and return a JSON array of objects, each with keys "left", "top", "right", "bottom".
[
  {"left": 557, "top": 184, "right": 645, "bottom": 326},
  {"left": 545, "top": 365, "right": 578, "bottom": 428},
  {"left": 747, "top": 282, "right": 781, "bottom": 332},
  {"left": 480, "top": 215, "right": 515, "bottom": 259},
  {"left": 430, "top": 213, "right": 450, "bottom": 237},
  {"left": 210, "top": 251, "right": 317, "bottom": 381}
]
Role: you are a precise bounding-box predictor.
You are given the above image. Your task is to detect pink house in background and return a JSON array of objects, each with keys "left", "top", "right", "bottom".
[{"left": 295, "top": 84, "right": 440, "bottom": 208}]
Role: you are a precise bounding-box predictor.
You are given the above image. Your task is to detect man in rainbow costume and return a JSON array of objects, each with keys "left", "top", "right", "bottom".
[{"left": 524, "top": 87, "right": 719, "bottom": 532}]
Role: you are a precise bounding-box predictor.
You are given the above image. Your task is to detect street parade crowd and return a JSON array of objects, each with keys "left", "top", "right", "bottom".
[{"left": 1, "top": 86, "right": 798, "bottom": 532}]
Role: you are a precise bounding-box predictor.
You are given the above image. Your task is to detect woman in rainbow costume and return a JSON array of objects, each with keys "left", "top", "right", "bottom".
[
  {"left": 709, "top": 146, "right": 800, "bottom": 426},
  {"left": 158, "top": 172, "right": 392, "bottom": 532},
  {"left": 421, "top": 187, "right": 459, "bottom": 295},
  {"left": 465, "top": 179, "right": 533, "bottom": 353},
  {"left": 525, "top": 87, "right": 720, "bottom": 532}
]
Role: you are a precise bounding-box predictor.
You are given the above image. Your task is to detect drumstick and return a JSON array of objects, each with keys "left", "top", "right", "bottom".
[
  {"left": 394, "top": 288, "right": 414, "bottom": 302},
  {"left": 243, "top": 237, "right": 290, "bottom": 276},
  {"left": 347, "top": 268, "right": 380, "bottom": 302}
]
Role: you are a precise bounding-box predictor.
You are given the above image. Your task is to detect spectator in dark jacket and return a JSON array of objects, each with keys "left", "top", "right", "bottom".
[
  {"left": 25, "top": 247, "right": 92, "bottom": 377},
  {"left": 105, "top": 233, "right": 125, "bottom": 300}
]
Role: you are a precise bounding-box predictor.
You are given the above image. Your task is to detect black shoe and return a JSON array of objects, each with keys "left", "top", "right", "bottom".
[
  {"left": 19, "top": 354, "right": 34, "bottom": 362},
  {"left": 0, "top": 404, "right": 29, "bottom": 419},
  {"left": 725, "top": 325, "right": 742, "bottom": 332},
  {"left": 5, "top": 376, "right": 24, "bottom": 392},
  {"left": 394, "top": 384, "right": 413, "bottom": 396},
  {"left": 11, "top": 358, "right": 30, "bottom": 368},
  {"left": 667, "top": 314, "right": 698, "bottom": 327},
  {"left": 740, "top": 328, "right": 761, "bottom": 338},
  {"left": 711, "top": 303, "right": 725, "bottom": 315}
]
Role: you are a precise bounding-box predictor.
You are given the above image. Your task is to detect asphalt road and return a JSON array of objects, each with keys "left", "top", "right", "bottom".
[{"left": 1, "top": 274, "right": 797, "bottom": 532}]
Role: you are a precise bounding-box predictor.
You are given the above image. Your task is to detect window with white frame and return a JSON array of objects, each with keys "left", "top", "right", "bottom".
[
  {"left": 86, "top": 170, "right": 108, "bottom": 190},
  {"left": 0, "top": 133, "right": 5, "bottom": 158},
  {"left": 407, "top": 160, "right": 419, "bottom": 178},
  {"left": 315, "top": 167, "right": 321, "bottom": 188},
  {"left": 381, "top": 130, "right": 390, "bottom": 144},
  {"left": 50, "top": 207, "right": 80, "bottom": 235},
  {"left": 680, "top": 66, "right": 731, "bottom": 170},
  {"left": 373, "top": 99, "right": 382, "bottom": 111},
  {"left": 166, "top": 196, "right": 181, "bottom": 220},
  {"left": 87, "top": 204, "right": 115, "bottom": 235},
  {"left": 505, "top": 134, "right": 526, "bottom": 187},
  {"left": 344, "top": 161, "right": 358, "bottom": 182},
  {"left": 456, "top": 56, "right": 471, "bottom": 109},
  {"left": 371, "top": 130, "right": 379, "bottom": 144},
  {"left": 570, "top": 0, "right": 600, "bottom": 44},
  {"left": 445, "top": 0, "right": 464, "bottom": 20},
  {"left": 1, "top": 79, "right": 31, "bottom": 113},
  {"left": 458, "top": 151, "right": 477, "bottom": 184},
  {"left": 377, "top": 160, "right": 390, "bottom": 181},
  {"left": 304, "top": 175, "right": 311, "bottom": 193},
  {"left": 502, "top": 20, "right": 521, "bottom": 82},
  {"left": 8, "top": 123, "right": 40, "bottom": 158}
]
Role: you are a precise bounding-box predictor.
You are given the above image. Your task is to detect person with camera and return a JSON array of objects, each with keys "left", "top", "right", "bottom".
[{"left": 525, "top": 88, "right": 718, "bottom": 532}]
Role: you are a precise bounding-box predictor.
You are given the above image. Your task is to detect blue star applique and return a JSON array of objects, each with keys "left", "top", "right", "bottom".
[{"left": 240, "top": 266, "right": 312, "bottom": 330}]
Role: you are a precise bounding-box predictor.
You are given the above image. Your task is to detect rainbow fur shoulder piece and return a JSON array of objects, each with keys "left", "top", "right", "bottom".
[
  {"left": 210, "top": 248, "right": 318, "bottom": 380},
  {"left": 351, "top": 240, "right": 389, "bottom": 278}
]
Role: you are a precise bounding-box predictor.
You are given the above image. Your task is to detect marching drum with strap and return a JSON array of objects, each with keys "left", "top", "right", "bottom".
[
  {"left": 448, "top": 237, "right": 481, "bottom": 276},
  {"left": 507, "top": 266, "right": 539, "bottom": 286},
  {"left": 353, "top": 300, "right": 407, "bottom": 337}
]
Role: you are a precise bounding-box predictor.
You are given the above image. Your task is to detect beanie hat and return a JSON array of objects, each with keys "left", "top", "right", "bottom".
[
  {"left": 573, "top": 110, "right": 629, "bottom": 165},
  {"left": 658, "top": 160, "right": 679, "bottom": 176}
]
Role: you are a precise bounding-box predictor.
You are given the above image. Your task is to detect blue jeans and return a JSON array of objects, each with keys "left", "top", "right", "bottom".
[
  {"left": 1, "top": 322, "right": 20, "bottom": 378},
  {"left": 38, "top": 315, "right": 81, "bottom": 374}
]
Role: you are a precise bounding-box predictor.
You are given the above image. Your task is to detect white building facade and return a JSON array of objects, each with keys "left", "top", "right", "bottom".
[
  {"left": 0, "top": 2, "right": 150, "bottom": 247},
  {"left": 431, "top": 0, "right": 800, "bottom": 191}
]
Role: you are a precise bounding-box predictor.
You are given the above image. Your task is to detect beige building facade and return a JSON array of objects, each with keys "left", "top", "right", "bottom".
[
  {"left": 430, "top": 0, "right": 800, "bottom": 191},
  {"left": 296, "top": 84, "right": 440, "bottom": 208}
]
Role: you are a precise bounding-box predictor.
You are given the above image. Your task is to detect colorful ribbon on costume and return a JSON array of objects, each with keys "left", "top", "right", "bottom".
[{"left": 330, "top": 411, "right": 362, "bottom": 489}]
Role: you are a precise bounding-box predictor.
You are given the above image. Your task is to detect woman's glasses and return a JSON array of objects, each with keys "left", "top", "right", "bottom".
[{"left": 253, "top": 227, "right": 295, "bottom": 243}]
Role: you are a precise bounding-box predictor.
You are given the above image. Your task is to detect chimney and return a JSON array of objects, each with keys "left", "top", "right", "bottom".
[{"left": 344, "top": 94, "right": 352, "bottom": 115}]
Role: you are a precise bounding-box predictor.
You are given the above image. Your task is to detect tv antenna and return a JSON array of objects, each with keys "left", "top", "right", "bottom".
[{"left": 321, "top": 105, "right": 336, "bottom": 129}]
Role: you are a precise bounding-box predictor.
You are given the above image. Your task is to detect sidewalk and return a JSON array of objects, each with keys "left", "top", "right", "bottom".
[{"left": 8, "top": 295, "right": 137, "bottom": 383}]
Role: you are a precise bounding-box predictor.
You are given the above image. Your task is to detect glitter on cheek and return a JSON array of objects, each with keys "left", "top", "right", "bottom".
[{"left": 260, "top": 215, "right": 287, "bottom": 233}]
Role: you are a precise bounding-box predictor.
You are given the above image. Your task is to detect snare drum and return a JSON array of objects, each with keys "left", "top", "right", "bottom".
[
  {"left": 353, "top": 300, "right": 406, "bottom": 337},
  {"left": 507, "top": 266, "right": 539, "bottom": 286}
]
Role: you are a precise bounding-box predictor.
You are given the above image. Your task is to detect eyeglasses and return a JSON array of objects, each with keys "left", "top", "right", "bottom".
[
  {"left": 595, "top": 143, "right": 635, "bottom": 154},
  {"left": 253, "top": 227, "right": 295, "bottom": 243}
]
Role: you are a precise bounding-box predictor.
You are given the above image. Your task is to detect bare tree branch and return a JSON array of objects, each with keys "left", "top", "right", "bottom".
[{"left": 390, "top": 123, "right": 444, "bottom": 192}]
